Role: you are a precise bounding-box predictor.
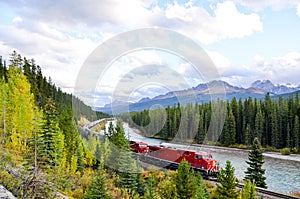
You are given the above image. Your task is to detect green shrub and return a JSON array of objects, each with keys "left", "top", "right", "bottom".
[
  {"left": 0, "top": 170, "right": 20, "bottom": 194},
  {"left": 291, "top": 147, "right": 298, "bottom": 153},
  {"left": 265, "top": 145, "right": 276, "bottom": 152},
  {"left": 280, "top": 148, "right": 291, "bottom": 155}
]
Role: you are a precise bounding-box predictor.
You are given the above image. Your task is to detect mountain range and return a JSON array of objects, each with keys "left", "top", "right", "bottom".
[{"left": 96, "top": 80, "right": 300, "bottom": 114}]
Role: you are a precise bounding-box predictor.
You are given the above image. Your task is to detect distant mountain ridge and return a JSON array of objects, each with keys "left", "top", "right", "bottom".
[
  {"left": 251, "top": 80, "right": 300, "bottom": 95},
  {"left": 96, "top": 80, "right": 300, "bottom": 114},
  {"left": 147, "top": 80, "right": 266, "bottom": 101}
]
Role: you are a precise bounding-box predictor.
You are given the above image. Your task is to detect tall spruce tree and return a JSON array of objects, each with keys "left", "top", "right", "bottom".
[
  {"left": 175, "top": 159, "right": 197, "bottom": 199},
  {"left": 216, "top": 160, "right": 239, "bottom": 199},
  {"left": 38, "top": 98, "right": 64, "bottom": 168},
  {"left": 244, "top": 137, "right": 267, "bottom": 188},
  {"left": 192, "top": 174, "right": 209, "bottom": 199}
]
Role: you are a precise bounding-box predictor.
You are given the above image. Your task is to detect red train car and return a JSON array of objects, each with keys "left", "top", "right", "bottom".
[
  {"left": 130, "top": 141, "right": 149, "bottom": 153},
  {"left": 130, "top": 141, "right": 219, "bottom": 176}
]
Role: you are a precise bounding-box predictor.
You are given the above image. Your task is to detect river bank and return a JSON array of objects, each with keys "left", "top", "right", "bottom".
[{"left": 121, "top": 122, "right": 300, "bottom": 193}]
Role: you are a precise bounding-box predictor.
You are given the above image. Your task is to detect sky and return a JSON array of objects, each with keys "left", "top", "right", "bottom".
[{"left": 1, "top": 0, "right": 300, "bottom": 107}]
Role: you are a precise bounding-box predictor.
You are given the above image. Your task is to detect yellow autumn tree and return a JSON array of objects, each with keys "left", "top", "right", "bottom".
[
  {"left": 6, "top": 66, "right": 36, "bottom": 154},
  {"left": 0, "top": 78, "right": 7, "bottom": 146}
]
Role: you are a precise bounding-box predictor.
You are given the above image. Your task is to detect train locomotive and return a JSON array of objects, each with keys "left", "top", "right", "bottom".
[{"left": 130, "top": 141, "right": 219, "bottom": 177}]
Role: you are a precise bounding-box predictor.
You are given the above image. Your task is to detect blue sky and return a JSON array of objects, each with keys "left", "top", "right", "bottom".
[{"left": 0, "top": 0, "right": 300, "bottom": 106}]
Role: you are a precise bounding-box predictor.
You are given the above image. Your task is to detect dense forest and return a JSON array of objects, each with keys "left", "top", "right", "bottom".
[{"left": 125, "top": 92, "right": 300, "bottom": 150}]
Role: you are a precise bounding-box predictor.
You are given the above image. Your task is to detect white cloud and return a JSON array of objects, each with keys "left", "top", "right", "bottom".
[
  {"left": 214, "top": 2, "right": 263, "bottom": 39},
  {"left": 165, "top": 1, "right": 195, "bottom": 22},
  {"left": 0, "top": 22, "right": 97, "bottom": 91},
  {"left": 245, "top": 51, "right": 300, "bottom": 86},
  {"left": 201, "top": 51, "right": 300, "bottom": 88},
  {"left": 12, "top": 16, "right": 23, "bottom": 24},
  {"left": 297, "top": 3, "right": 300, "bottom": 17},
  {"left": 231, "top": 0, "right": 299, "bottom": 11},
  {"left": 162, "top": 1, "right": 263, "bottom": 44},
  {"left": 3, "top": 1, "right": 263, "bottom": 43},
  {"left": 206, "top": 50, "right": 231, "bottom": 74}
]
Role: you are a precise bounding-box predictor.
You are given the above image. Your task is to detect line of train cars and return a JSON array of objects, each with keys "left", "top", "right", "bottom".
[{"left": 130, "top": 141, "right": 220, "bottom": 177}]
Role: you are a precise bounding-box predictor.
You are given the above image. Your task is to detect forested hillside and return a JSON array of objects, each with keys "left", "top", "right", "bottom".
[
  {"left": 127, "top": 94, "right": 300, "bottom": 150},
  {"left": 0, "top": 51, "right": 111, "bottom": 198}
]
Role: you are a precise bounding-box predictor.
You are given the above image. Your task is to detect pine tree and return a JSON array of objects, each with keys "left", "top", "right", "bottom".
[
  {"left": 244, "top": 137, "right": 267, "bottom": 188},
  {"left": 158, "top": 171, "right": 178, "bottom": 199},
  {"left": 193, "top": 174, "right": 209, "bottom": 199},
  {"left": 109, "top": 121, "right": 128, "bottom": 150},
  {"left": 221, "top": 108, "right": 236, "bottom": 146},
  {"left": 84, "top": 164, "right": 112, "bottom": 199},
  {"left": 118, "top": 149, "right": 139, "bottom": 192},
  {"left": 175, "top": 159, "right": 197, "bottom": 199},
  {"left": 241, "top": 179, "right": 256, "bottom": 199},
  {"left": 37, "top": 98, "right": 64, "bottom": 168},
  {"left": 144, "top": 174, "right": 159, "bottom": 199},
  {"left": 244, "top": 124, "right": 251, "bottom": 146},
  {"left": 58, "top": 107, "right": 79, "bottom": 165},
  {"left": 271, "top": 106, "right": 279, "bottom": 148},
  {"left": 293, "top": 116, "right": 299, "bottom": 149},
  {"left": 254, "top": 110, "right": 264, "bottom": 144},
  {"left": 216, "top": 160, "right": 239, "bottom": 199}
]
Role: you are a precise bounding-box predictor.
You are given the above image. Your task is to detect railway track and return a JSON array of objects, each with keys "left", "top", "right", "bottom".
[
  {"left": 236, "top": 183, "right": 300, "bottom": 199},
  {"left": 135, "top": 153, "right": 300, "bottom": 199}
]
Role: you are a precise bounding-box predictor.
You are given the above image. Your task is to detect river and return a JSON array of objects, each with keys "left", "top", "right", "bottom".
[{"left": 122, "top": 123, "right": 300, "bottom": 194}]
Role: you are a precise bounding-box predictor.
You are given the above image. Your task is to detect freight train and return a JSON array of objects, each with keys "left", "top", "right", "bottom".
[{"left": 130, "top": 141, "right": 219, "bottom": 177}]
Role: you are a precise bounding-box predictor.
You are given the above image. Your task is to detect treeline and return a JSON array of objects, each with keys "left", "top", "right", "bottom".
[
  {"left": 0, "top": 51, "right": 109, "bottom": 121},
  {"left": 126, "top": 93, "right": 300, "bottom": 149}
]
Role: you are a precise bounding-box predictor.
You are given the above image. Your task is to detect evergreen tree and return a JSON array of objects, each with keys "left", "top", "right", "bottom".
[
  {"left": 271, "top": 106, "right": 279, "bottom": 148},
  {"left": 109, "top": 121, "right": 129, "bottom": 150},
  {"left": 76, "top": 145, "right": 84, "bottom": 172},
  {"left": 254, "top": 110, "right": 264, "bottom": 144},
  {"left": 193, "top": 174, "right": 209, "bottom": 199},
  {"left": 293, "top": 115, "right": 299, "bottom": 149},
  {"left": 244, "top": 124, "right": 251, "bottom": 146},
  {"left": 157, "top": 171, "right": 178, "bottom": 199},
  {"left": 38, "top": 98, "right": 64, "bottom": 168},
  {"left": 221, "top": 107, "right": 236, "bottom": 146},
  {"left": 216, "top": 160, "right": 239, "bottom": 199},
  {"left": 241, "top": 179, "right": 256, "bottom": 199},
  {"left": 143, "top": 174, "right": 159, "bottom": 199},
  {"left": 244, "top": 137, "right": 267, "bottom": 188},
  {"left": 84, "top": 164, "right": 112, "bottom": 199},
  {"left": 175, "top": 159, "right": 197, "bottom": 199},
  {"left": 117, "top": 149, "right": 139, "bottom": 192},
  {"left": 58, "top": 107, "right": 79, "bottom": 165}
]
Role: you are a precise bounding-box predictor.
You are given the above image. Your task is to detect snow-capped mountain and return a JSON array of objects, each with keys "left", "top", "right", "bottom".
[{"left": 251, "top": 80, "right": 300, "bottom": 94}]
